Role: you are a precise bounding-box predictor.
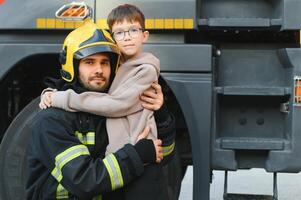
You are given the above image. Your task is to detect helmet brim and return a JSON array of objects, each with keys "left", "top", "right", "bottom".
[{"left": 74, "top": 44, "right": 120, "bottom": 60}]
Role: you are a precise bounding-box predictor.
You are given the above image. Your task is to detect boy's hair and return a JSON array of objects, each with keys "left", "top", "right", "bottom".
[{"left": 107, "top": 4, "right": 145, "bottom": 31}]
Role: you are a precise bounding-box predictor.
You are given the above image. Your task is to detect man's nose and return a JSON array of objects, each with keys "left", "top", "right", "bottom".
[{"left": 95, "top": 63, "right": 103, "bottom": 73}]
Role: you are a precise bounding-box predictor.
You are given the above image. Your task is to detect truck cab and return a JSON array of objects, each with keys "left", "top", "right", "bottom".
[{"left": 1, "top": 0, "right": 301, "bottom": 199}]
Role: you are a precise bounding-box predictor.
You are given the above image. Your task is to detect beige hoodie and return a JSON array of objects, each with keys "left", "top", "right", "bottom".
[{"left": 51, "top": 52, "right": 160, "bottom": 154}]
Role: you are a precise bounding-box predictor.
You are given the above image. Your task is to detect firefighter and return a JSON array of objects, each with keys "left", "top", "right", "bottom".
[{"left": 26, "top": 21, "right": 175, "bottom": 199}]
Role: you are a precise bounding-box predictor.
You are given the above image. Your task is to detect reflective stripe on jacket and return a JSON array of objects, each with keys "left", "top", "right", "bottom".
[{"left": 26, "top": 108, "right": 144, "bottom": 200}]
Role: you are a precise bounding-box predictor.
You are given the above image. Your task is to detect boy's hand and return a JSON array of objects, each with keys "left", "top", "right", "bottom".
[
  {"left": 140, "top": 82, "right": 164, "bottom": 111},
  {"left": 39, "top": 91, "right": 53, "bottom": 109}
]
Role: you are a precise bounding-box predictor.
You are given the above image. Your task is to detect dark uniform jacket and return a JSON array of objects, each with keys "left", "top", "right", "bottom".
[{"left": 26, "top": 79, "right": 175, "bottom": 200}]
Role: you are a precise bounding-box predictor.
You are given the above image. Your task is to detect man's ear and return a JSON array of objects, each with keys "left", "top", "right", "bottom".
[{"left": 142, "top": 30, "right": 149, "bottom": 43}]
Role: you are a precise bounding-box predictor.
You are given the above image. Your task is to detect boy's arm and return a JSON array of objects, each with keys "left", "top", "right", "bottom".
[{"left": 51, "top": 65, "right": 158, "bottom": 117}]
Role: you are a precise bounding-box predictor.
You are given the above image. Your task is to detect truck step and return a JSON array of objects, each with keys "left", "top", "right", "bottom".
[
  {"left": 224, "top": 193, "right": 274, "bottom": 200},
  {"left": 223, "top": 171, "right": 278, "bottom": 200}
]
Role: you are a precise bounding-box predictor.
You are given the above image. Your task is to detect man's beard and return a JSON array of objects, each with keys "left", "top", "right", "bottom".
[{"left": 78, "top": 77, "right": 109, "bottom": 92}]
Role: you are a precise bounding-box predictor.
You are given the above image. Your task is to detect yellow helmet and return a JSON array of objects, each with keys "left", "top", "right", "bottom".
[{"left": 59, "top": 20, "right": 120, "bottom": 82}]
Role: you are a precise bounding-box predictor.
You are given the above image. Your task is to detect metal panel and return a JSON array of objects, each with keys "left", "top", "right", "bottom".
[
  {"left": 282, "top": 0, "right": 301, "bottom": 30},
  {"left": 0, "top": 0, "right": 94, "bottom": 29},
  {"left": 143, "top": 44, "right": 212, "bottom": 72},
  {"left": 0, "top": 44, "right": 61, "bottom": 80},
  {"left": 198, "top": 0, "right": 301, "bottom": 30},
  {"left": 267, "top": 48, "right": 301, "bottom": 172},
  {"left": 211, "top": 47, "right": 301, "bottom": 172},
  {"left": 0, "top": 42, "right": 212, "bottom": 81}
]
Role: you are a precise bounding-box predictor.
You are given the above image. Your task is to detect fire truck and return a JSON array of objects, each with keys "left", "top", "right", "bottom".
[{"left": 0, "top": 0, "right": 301, "bottom": 199}]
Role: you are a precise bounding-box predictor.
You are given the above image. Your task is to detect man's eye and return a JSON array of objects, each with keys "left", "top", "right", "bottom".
[
  {"left": 85, "top": 61, "right": 94, "bottom": 65},
  {"left": 101, "top": 61, "right": 110, "bottom": 66}
]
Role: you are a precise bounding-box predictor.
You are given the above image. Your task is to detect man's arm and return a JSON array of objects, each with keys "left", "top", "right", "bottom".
[
  {"left": 155, "top": 104, "right": 176, "bottom": 164},
  {"left": 28, "top": 110, "right": 159, "bottom": 199}
]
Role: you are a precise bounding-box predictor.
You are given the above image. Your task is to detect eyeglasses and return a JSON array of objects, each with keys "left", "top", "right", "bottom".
[{"left": 112, "top": 27, "right": 143, "bottom": 41}]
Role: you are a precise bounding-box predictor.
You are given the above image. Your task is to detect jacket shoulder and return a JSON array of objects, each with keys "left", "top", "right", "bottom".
[
  {"left": 35, "top": 107, "right": 74, "bottom": 121},
  {"left": 29, "top": 108, "right": 76, "bottom": 133}
]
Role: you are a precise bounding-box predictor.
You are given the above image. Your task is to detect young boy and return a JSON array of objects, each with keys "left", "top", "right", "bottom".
[{"left": 40, "top": 4, "right": 170, "bottom": 200}]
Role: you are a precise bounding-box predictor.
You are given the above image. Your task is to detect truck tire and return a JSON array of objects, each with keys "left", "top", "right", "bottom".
[
  {"left": 0, "top": 97, "right": 40, "bottom": 200},
  {"left": 0, "top": 102, "right": 8, "bottom": 141}
]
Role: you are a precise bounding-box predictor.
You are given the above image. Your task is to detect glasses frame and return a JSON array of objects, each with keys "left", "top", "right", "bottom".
[{"left": 112, "top": 28, "right": 144, "bottom": 41}]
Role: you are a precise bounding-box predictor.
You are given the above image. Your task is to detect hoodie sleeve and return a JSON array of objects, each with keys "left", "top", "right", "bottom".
[{"left": 51, "top": 64, "right": 158, "bottom": 117}]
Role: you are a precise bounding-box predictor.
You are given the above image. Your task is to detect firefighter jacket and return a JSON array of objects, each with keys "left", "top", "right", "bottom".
[
  {"left": 26, "top": 78, "right": 176, "bottom": 200},
  {"left": 26, "top": 106, "right": 175, "bottom": 200},
  {"left": 26, "top": 107, "right": 150, "bottom": 200}
]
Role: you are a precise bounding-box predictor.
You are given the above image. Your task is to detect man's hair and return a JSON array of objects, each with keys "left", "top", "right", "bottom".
[{"left": 107, "top": 4, "right": 145, "bottom": 31}]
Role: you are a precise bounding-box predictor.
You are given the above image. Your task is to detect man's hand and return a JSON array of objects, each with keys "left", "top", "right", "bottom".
[
  {"left": 140, "top": 82, "right": 163, "bottom": 111},
  {"left": 137, "top": 126, "right": 163, "bottom": 163},
  {"left": 153, "top": 139, "right": 163, "bottom": 163},
  {"left": 39, "top": 91, "right": 53, "bottom": 109}
]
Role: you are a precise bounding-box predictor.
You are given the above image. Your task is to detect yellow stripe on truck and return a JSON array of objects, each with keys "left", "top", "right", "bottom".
[
  {"left": 175, "top": 19, "right": 184, "bottom": 29},
  {"left": 164, "top": 19, "right": 174, "bottom": 29},
  {"left": 46, "top": 18, "right": 56, "bottom": 28},
  {"left": 36, "top": 18, "right": 84, "bottom": 29},
  {"left": 155, "top": 19, "right": 164, "bottom": 29},
  {"left": 36, "top": 18, "right": 194, "bottom": 30},
  {"left": 36, "top": 18, "right": 46, "bottom": 28},
  {"left": 184, "top": 19, "right": 194, "bottom": 29},
  {"left": 55, "top": 19, "right": 65, "bottom": 28},
  {"left": 99, "top": 18, "right": 195, "bottom": 29},
  {"left": 145, "top": 19, "right": 155, "bottom": 29}
]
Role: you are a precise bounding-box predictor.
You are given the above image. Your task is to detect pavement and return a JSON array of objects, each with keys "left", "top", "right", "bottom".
[{"left": 179, "top": 166, "right": 301, "bottom": 200}]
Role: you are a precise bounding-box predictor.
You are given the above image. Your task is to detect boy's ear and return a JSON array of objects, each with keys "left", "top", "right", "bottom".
[{"left": 142, "top": 30, "right": 149, "bottom": 43}]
